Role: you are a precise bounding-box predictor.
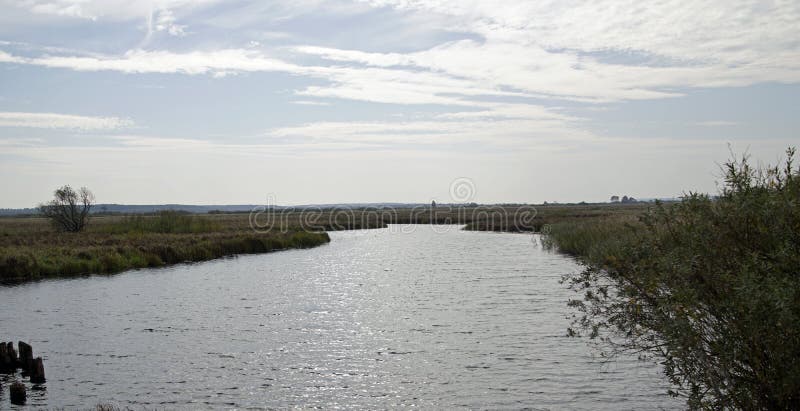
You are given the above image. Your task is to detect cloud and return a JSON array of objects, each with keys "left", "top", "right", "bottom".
[
  {"left": 293, "top": 38, "right": 797, "bottom": 102},
  {"left": 2, "top": 48, "right": 300, "bottom": 75},
  {"left": 297, "top": 65, "right": 533, "bottom": 107},
  {"left": 0, "top": 112, "right": 133, "bottom": 130},
  {"left": 331, "top": 0, "right": 800, "bottom": 100},
  {"left": 265, "top": 116, "right": 595, "bottom": 151},
  {"left": 291, "top": 100, "right": 330, "bottom": 106},
  {"left": 0, "top": 137, "right": 45, "bottom": 148},
  {"left": 151, "top": 9, "right": 185, "bottom": 36},
  {"left": 433, "top": 103, "right": 575, "bottom": 120},
  {"left": 6, "top": 0, "right": 217, "bottom": 21},
  {"left": 265, "top": 99, "right": 585, "bottom": 151},
  {"left": 695, "top": 121, "right": 740, "bottom": 127},
  {"left": 1, "top": 0, "right": 798, "bottom": 125},
  {"left": 109, "top": 135, "right": 378, "bottom": 154},
  {"left": 0, "top": 50, "right": 26, "bottom": 64},
  {"left": 357, "top": 0, "right": 800, "bottom": 66},
  {"left": 0, "top": 47, "right": 541, "bottom": 110}
]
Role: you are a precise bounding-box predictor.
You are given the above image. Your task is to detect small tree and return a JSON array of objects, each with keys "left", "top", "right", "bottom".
[{"left": 39, "top": 185, "right": 94, "bottom": 232}]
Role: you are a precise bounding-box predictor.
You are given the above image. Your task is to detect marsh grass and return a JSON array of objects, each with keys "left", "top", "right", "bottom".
[
  {"left": 99, "top": 211, "right": 222, "bottom": 234},
  {"left": 0, "top": 211, "right": 329, "bottom": 282},
  {"left": 540, "top": 214, "right": 644, "bottom": 265}
]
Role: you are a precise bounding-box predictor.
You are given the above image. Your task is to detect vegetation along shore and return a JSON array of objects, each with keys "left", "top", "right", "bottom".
[
  {"left": 543, "top": 148, "right": 800, "bottom": 408},
  {"left": 0, "top": 202, "right": 646, "bottom": 283},
  {"left": 0, "top": 212, "right": 330, "bottom": 283}
]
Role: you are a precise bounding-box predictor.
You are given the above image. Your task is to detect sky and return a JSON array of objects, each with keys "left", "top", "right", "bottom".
[{"left": 0, "top": 0, "right": 798, "bottom": 208}]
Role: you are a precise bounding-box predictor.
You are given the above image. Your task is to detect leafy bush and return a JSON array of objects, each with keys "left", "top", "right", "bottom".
[{"left": 558, "top": 148, "right": 800, "bottom": 409}]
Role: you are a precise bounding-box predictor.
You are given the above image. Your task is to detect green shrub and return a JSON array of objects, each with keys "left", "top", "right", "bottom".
[{"left": 559, "top": 148, "right": 800, "bottom": 409}]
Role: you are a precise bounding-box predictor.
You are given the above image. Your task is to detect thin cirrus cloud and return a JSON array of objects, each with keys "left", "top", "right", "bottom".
[
  {"left": 291, "top": 100, "right": 330, "bottom": 106},
  {"left": 0, "top": 47, "right": 542, "bottom": 116},
  {"left": 265, "top": 117, "right": 595, "bottom": 148},
  {"left": 14, "top": 0, "right": 215, "bottom": 20},
  {"left": 695, "top": 121, "right": 740, "bottom": 127},
  {"left": 2, "top": 49, "right": 299, "bottom": 76},
  {"left": 291, "top": 39, "right": 797, "bottom": 102},
  {"left": 3, "top": 0, "right": 799, "bottom": 90},
  {"left": 0, "top": 0, "right": 797, "bottom": 115},
  {"left": 0, "top": 112, "right": 133, "bottom": 130},
  {"left": 357, "top": 0, "right": 800, "bottom": 65},
  {"left": 0, "top": 0, "right": 795, "bottom": 142}
]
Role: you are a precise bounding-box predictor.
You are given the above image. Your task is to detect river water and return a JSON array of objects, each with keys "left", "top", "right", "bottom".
[{"left": 0, "top": 225, "right": 679, "bottom": 409}]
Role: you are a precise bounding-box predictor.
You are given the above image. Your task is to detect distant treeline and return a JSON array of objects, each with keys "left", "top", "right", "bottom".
[
  {"left": 1, "top": 203, "right": 424, "bottom": 216},
  {"left": 0, "top": 199, "right": 673, "bottom": 217}
]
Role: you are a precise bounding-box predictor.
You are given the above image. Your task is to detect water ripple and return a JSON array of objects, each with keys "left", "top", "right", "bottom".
[{"left": 0, "top": 225, "right": 679, "bottom": 409}]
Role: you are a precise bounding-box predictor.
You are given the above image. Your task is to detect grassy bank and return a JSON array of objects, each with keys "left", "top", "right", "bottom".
[
  {"left": 539, "top": 212, "right": 644, "bottom": 265},
  {"left": 462, "top": 203, "right": 647, "bottom": 233},
  {"left": 0, "top": 212, "right": 330, "bottom": 283}
]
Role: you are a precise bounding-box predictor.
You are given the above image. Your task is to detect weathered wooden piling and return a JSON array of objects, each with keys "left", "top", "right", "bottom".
[
  {"left": 30, "top": 357, "right": 46, "bottom": 384},
  {"left": 10, "top": 381, "right": 26, "bottom": 405},
  {"left": 1, "top": 341, "right": 19, "bottom": 373},
  {"left": 0, "top": 340, "right": 47, "bottom": 395},
  {"left": 0, "top": 342, "right": 9, "bottom": 371},
  {"left": 7, "top": 342, "right": 18, "bottom": 365},
  {"left": 18, "top": 341, "right": 33, "bottom": 372}
]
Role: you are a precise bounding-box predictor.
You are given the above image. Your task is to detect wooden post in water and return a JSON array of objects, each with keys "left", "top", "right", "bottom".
[
  {"left": 18, "top": 341, "right": 33, "bottom": 373},
  {"left": 0, "top": 340, "right": 47, "bottom": 391},
  {"left": 0, "top": 342, "right": 8, "bottom": 371},
  {"left": 30, "top": 357, "right": 46, "bottom": 384},
  {"left": 6, "top": 342, "right": 18, "bottom": 370},
  {"left": 8, "top": 342, "right": 16, "bottom": 358},
  {"left": 10, "top": 381, "right": 26, "bottom": 405}
]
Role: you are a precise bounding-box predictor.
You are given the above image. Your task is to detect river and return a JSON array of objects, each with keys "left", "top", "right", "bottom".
[{"left": 0, "top": 225, "right": 679, "bottom": 409}]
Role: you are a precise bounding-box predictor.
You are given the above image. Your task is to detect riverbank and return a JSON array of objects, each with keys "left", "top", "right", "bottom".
[
  {"left": 0, "top": 213, "right": 331, "bottom": 283},
  {"left": 539, "top": 213, "right": 643, "bottom": 265}
]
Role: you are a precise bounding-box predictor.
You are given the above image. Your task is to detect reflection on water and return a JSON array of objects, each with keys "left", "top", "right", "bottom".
[{"left": 0, "top": 225, "right": 679, "bottom": 409}]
